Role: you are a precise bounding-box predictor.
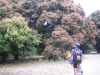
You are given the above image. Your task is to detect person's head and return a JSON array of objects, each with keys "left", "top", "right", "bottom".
[{"left": 74, "top": 42, "right": 80, "bottom": 48}]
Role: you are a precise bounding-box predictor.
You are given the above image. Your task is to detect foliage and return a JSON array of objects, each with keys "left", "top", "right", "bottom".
[
  {"left": 12, "top": 5, "right": 17, "bottom": 9},
  {"left": 0, "top": 10, "right": 7, "bottom": 20},
  {"left": 0, "top": 17, "right": 39, "bottom": 62},
  {"left": 15, "top": 0, "right": 97, "bottom": 60},
  {"left": 90, "top": 10, "right": 100, "bottom": 29},
  {"left": 0, "top": 1, "right": 6, "bottom": 7},
  {"left": 24, "top": 34, "right": 39, "bottom": 56},
  {"left": 5, "top": 18, "right": 31, "bottom": 48},
  {"left": 0, "top": 0, "right": 99, "bottom": 61},
  {"left": 96, "top": 36, "right": 100, "bottom": 53},
  {"left": 10, "top": 0, "right": 19, "bottom": 4},
  {"left": 89, "top": 10, "right": 100, "bottom": 53}
]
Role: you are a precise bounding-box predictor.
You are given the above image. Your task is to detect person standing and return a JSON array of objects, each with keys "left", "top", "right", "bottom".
[{"left": 71, "top": 42, "right": 83, "bottom": 75}]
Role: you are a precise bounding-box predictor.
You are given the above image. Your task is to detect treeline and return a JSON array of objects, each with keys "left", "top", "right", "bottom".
[
  {"left": 89, "top": 10, "right": 100, "bottom": 53},
  {"left": 0, "top": 0, "right": 100, "bottom": 62}
]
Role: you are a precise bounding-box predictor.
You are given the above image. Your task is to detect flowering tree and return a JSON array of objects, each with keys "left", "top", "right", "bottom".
[
  {"left": 0, "top": 0, "right": 98, "bottom": 60},
  {"left": 90, "top": 10, "right": 100, "bottom": 53}
]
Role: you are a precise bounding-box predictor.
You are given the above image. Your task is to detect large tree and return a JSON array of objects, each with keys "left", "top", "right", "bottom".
[
  {"left": 89, "top": 10, "right": 100, "bottom": 53},
  {"left": 16, "top": 0, "right": 97, "bottom": 59},
  {"left": 0, "top": 17, "right": 39, "bottom": 63},
  {"left": 0, "top": 0, "right": 98, "bottom": 60}
]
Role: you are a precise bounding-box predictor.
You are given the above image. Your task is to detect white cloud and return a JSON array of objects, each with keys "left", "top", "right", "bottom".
[{"left": 73, "top": 0, "right": 100, "bottom": 16}]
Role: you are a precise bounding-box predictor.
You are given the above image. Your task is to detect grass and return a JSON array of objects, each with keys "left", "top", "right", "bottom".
[
  {"left": 0, "top": 58, "right": 67, "bottom": 67},
  {"left": 0, "top": 59, "right": 72, "bottom": 75}
]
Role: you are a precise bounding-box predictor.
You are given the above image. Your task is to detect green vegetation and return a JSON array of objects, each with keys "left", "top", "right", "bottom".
[
  {"left": 89, "top": 10, "right": 100, "bottom": 53},
  {"left": 0, "top": 0, "right": 99, "bottom": 63},
  {"left": 0, "top": 17, "right": 39, "bottom": 63}
]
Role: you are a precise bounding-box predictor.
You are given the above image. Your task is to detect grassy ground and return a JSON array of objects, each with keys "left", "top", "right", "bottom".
[
  {"left": 0, "top": 59, "right": 73, "bottom": 75},
  {"left": 0, "top": 54, "right": 100, "bottom": 75}
]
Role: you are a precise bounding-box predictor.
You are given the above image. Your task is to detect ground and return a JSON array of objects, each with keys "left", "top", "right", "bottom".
[{"left": 0, "top": 54, "right": 100, "bottom": 75}]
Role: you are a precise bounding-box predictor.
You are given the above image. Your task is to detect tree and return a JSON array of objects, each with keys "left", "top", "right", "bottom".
[
  {"left": 0, "top": 23, "right": 11, "bottom": 63},
  {"left": 89, "top": 10, "right": 100, "bottom": 53},
  {"left": 24, "top": 34, "right": 39, "bottom": 57},
  {"left": 95, "top": 35, "right": 100, "bottom": 53},
  {"left": 0, "top": 17, "right": 39, "bottom": 62}
]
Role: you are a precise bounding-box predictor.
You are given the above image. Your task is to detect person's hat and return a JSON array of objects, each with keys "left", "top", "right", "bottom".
[{"left": 74, "top": 42, "right": 80, "bottom": 46}]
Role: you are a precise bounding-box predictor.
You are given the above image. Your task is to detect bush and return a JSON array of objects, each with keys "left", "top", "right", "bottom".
[{"left": 0, "top": 17, "right": 40, "bottom": 63}]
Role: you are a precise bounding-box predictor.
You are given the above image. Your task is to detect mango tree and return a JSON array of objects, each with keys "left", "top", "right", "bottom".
[{"left": 0, "top": 17, "right": 39, "bottom": 62}]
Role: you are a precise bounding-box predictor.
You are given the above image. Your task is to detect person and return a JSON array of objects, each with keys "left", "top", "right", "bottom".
[{"left": 71, "top": 42, "right": 83, "bottom": 75}]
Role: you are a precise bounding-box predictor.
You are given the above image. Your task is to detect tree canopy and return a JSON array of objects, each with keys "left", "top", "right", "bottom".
[
  {"left": 0, "top": 17, "right": 40, "bottom": 63},
  {"left": 0, "top": 0, "right": 99, "bottom": 61}
]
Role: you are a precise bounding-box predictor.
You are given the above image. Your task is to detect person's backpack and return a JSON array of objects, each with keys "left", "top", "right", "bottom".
[{"left": 74, "top": 49, "right": 82, "bottom": 62}]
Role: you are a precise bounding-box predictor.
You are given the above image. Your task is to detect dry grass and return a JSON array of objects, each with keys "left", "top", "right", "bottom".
[
  {"left": 0, "top": 54, "right": 100, "bottom": 75},
  {"left": 0, "top": 59, "right": 73, "bottom": 75}
]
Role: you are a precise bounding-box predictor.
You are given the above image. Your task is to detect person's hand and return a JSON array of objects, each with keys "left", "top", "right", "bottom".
[
  {"left": 71, "top": 62, "right": 73, "bottom": 65},
  {"left": 71, "top": 59, "right": 73, "bottom": 65},
  {"left": 69, "top": 59, "right": 73, "bottom": 65}
]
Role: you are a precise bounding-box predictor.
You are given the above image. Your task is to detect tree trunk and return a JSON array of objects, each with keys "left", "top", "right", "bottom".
[
  {"left": 14, "top": 54, "right": 19, "bottom": 60},
  {"left": 2, "top": 53, "right": 7, "bottom": 63},
  {"left": 23, "top": 46, "right": 25, "bottom": 58},
  {"left": 13, "top": 45, "right": 19, "bottom": 60}
]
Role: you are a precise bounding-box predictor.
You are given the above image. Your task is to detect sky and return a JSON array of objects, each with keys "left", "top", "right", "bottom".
[{"left": 73, "top": 0, "right": 100, "bottom": 17}]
